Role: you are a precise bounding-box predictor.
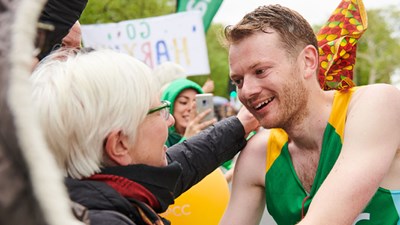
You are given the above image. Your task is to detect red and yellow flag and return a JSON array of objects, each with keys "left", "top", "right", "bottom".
[{"left": 317, "top": 0, "right": 368, "bottom": 90}]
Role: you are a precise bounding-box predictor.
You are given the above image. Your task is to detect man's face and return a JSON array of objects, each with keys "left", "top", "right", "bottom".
[
  {"left": 228, "top": 31, "right": 308, "bottom": 129},
  {"left": 61, "top": 21, "right": 82, "bottom": 49}
]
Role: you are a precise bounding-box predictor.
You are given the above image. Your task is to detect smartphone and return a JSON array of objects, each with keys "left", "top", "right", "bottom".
[{"left": 195, "top": 93, "right": 215, "bottom": 123}]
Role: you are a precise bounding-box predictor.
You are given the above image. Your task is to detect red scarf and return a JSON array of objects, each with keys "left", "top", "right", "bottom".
[{"left": 89, "top": 174, "right": 161, "bottom": 210}]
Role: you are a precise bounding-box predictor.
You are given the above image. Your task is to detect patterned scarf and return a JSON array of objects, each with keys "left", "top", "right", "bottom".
[{"left": 317, "top": 0, "right": 368, "bottom": 90}]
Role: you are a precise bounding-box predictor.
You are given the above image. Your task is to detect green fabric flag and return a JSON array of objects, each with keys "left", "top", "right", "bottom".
[{"left": 176, "top": 0, "right": 223, "bottom": 32}]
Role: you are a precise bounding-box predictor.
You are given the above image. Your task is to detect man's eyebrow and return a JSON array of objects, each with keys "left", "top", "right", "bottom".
[{"left": 249, "top": 61, "right": 262, "bottom": 70}]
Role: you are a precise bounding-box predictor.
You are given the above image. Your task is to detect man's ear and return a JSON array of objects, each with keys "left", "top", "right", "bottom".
[
  {"left": 301, "top": 45, "right": 319, "bottom": 79},
  {"left": 104, "top": 130, "right": 131, "bottom": 166}
]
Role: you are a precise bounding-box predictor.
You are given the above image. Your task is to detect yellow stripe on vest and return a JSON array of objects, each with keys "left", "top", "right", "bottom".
[
  {"left": 265, "top": 87, "right": 358, "bottom": 173},
  {"left": 266, "top": 129, "right": 288, "bottom": 173},
  {"left": 328, "top": 88, "right": 357, "bottom": 142}
]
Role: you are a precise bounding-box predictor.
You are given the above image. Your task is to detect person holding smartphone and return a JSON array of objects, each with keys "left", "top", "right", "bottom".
[{"left": 161, "top": 78, "right": 217, "bottom": 147}]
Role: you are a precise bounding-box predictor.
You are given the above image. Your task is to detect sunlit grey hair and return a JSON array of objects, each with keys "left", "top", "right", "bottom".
[
  {"left": 153, "top": 61, "right": 187, "bottom": 92},
  {"left": 30, "top": 49, "right": 159, "bottom": 179}
]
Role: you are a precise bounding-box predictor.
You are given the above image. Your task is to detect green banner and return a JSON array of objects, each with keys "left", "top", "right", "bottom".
[{"left": 176, "top": 0, "right": 223, "bottom": 32}]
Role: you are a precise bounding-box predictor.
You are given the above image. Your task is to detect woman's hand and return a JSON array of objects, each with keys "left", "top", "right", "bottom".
[
  {"left": 236, "top": 106, "right": 260, "bottom": 137},
  {"left": 183, "top": 108, "right": 217, "bottom": 139}
]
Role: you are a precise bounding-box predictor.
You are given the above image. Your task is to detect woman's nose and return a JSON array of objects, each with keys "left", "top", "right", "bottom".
[{"left": 188, "top": 101, "right": 196, "bottom": 112}]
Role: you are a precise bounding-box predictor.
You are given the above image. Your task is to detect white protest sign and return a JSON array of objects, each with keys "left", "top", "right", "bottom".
[{"left": 81, "top": 11, "right": 210, "bottom": 76}]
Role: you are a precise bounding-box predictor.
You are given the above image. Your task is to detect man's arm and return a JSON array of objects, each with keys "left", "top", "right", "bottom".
[
  {"left": 300, "top": 84, "right": 400, "bottom": 224},
  {"left": 37, "top": 0, "right": 88, "bottom": 60},
  {"left": 220, "top": 129, "right": 269, "bottom": 225}
]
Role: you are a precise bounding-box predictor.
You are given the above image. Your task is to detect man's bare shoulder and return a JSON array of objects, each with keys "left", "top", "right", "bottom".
[
  {"left": 344, "top": 83, "right": 400, "bottom": 154},
  {"left": 346, "top": 83, "right": 400, "bottom": 131},
  {"left": 340, "top": 84, "right": 400, "bottom": 190},
  {"left": 352, "top": 84, "right": 400, "bottom": 104},
  {"left": 234, "top": 128, "right": 270, "bottom": 187},
  {"left": 243, "top": 128, "right": 270, "bottom": 154},
  {"left": 237, "top": 129, "right": 270, "bottom": 169}
]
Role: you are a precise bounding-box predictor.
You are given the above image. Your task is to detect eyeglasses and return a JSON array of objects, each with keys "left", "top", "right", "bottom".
[{"left": 147, "top": 100, "right": 171, "bottom": 120}]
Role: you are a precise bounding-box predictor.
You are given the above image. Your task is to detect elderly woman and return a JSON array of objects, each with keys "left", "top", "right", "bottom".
[{"left": 30, "top": 49, "right": 257, "bottom": 225}]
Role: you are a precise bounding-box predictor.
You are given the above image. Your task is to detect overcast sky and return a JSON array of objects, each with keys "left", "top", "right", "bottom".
[{"left": 213, "top": 0, "right": 400, "bottom": 26}]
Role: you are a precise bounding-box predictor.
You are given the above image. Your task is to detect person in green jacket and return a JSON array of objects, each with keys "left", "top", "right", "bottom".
[{"left": 161, "top": 78, "right": 216, "bottom": 147}]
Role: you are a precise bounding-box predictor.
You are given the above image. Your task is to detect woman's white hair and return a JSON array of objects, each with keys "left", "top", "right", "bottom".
[{"left": 31, "top": 49, "right": 159, "bottom": 179}]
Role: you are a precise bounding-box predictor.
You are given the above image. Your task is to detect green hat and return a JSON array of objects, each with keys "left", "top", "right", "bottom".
[{"left": 161, "top": 78, "right": 203, "bottom": 114}]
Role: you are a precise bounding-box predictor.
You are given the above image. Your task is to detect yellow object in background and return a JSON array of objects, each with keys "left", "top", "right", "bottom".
[{"left": 160, "top": 169, "right": 230, "bottom": 224}]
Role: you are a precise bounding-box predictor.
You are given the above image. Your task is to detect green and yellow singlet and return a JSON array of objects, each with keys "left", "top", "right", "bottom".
[{"left": 264, "top": 88, "right": 400, "bottom": 225}]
